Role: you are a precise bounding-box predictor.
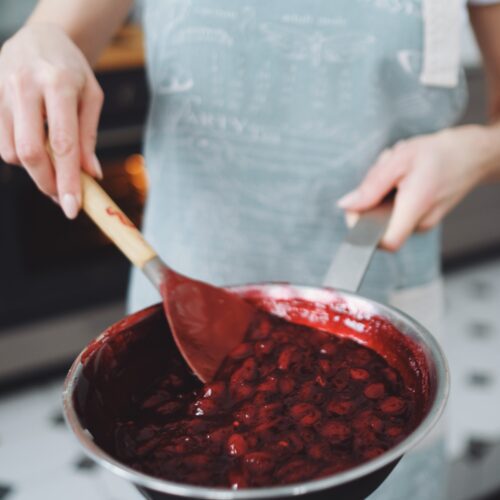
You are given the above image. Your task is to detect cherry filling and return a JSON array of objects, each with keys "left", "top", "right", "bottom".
[{"left": 102, "top": 311, "right": 419, "bottom": 489}]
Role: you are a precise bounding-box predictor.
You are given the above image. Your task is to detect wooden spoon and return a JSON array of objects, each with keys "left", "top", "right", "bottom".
[{"left": 79, "top": 172, "right": 255, "bottom": 382}]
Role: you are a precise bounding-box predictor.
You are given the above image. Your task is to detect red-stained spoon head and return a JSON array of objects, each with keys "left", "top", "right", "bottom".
[
  {"left": 74, "top": 171, "right": 262, "bottom": 383},
  {"left": 160, "top": 267, "right": 255, "bottom": 382}
]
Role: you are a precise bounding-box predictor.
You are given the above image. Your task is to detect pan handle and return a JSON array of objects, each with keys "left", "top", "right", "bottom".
[{"left": 323, "top": 202, "right": 392, "bottom": 293}]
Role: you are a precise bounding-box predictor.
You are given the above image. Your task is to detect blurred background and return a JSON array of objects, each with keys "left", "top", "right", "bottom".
[{"left": 0, "top": 2, "right": 499, "bottom": 500}]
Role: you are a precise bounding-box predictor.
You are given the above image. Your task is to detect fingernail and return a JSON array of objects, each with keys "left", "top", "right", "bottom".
[
  {"left": 61, "top": 193, "right": 79, "bottom": 219},
  {"left": 377, "top": 148, "right": 393, "bottom": 164},
  {"left": 345, "top": 211, "right": 360, "bottom": 228},
  {"left": 337, "top": 190, "right": 361, "bottom": 209},
  {"left": 93, "top": 154, "right": 103, "bottom": 179}
]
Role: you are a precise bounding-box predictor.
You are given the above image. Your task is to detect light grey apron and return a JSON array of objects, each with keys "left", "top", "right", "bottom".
[{"left": 130, "top": 1, "right": 467, "bottom": 498}]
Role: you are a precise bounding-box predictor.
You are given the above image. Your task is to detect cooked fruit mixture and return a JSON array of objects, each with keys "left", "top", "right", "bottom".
[{"left": 110, "top": 312, "right": 418, "bottom": 489}]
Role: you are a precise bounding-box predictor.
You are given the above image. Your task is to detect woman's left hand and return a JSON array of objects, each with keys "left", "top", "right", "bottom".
[{"left": 337, "top": 125, "right": 495, "bottom": 251}]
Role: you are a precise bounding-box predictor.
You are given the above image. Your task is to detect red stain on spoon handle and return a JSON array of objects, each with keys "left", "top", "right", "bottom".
[{"left": 105, "top": 207, "right": 135, "bottom": 228}]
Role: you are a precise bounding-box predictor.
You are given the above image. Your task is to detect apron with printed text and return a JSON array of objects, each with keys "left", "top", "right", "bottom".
[{"left": 130, "top": 1, "right": 466, "bottom": 498}]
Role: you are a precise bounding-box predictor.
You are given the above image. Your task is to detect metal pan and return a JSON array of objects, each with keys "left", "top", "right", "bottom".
[
  {"left": 63, "top": 283, "right": 448, "bottom": 500},
  {"left": 62, "top": 205, "right": 449, "bottom": 499}
]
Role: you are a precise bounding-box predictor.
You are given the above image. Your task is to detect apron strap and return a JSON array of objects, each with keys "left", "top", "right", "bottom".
[{"left": 420, "top": 0, "right": 461, "bottom": 87}]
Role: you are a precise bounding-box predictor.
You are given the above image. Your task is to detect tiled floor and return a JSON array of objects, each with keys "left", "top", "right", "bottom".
[{"left": 0, "top": 258, "right": 499, "bottom": 500}]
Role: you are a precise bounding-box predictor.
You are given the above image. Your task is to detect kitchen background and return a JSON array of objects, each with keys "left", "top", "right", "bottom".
[{"left": 0, "top": 2, "right": 499, "bottom": 500}]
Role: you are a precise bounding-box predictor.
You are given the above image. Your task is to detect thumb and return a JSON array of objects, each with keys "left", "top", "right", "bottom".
[
  {"left": 380, "top": 175, "right": 433, "bottom": 251},
  {"left": 79, "top": 79, "right": 104, "bottom": 179},
  {"left": 337, "top": 148, "right": 406, "bottom": 211}
]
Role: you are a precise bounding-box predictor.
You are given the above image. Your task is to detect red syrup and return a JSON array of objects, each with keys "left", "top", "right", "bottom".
[{"left": 75, "top": 294, "right": 429, "bottom": 490}]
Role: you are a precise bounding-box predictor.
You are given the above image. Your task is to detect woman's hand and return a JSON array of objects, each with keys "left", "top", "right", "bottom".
[
  {"left": 0, "top": 23, "right": 104, "bottom": 218},
  {"left": 337, "top": 125, "right": 497, "bottom": 251}
]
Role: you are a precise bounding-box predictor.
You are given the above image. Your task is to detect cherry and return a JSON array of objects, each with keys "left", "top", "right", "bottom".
[
  {"left": 250, "top": 318, "right": 271, "bottom": 339},
  {"left": 331, "top": 368, "right": 350, "bottom": 391},
  {"left": 382, "top": 367, "right": 399, "bottom": 385},
  {"left": 367, "top": 415, "right": 384, "bottom": 433},
  {"left": 192, "top": 398, "right": 218, "bottom": 417},
  {"left": 315, "top": 375, "right": 327, "bottom": 388},
  {"left": 278, "top": 345, "right": 299, "bottom": 371},
  {"left": 255, "top": 339, "right": 275, "bottom": 356},
  {"left": 243, "top": 452, "right": 275, "bottom": 474},
  {"left": 364, "top": 383, "right": 385, "bottom": 399},
  {"left": 276, "top": 460, "right": 317, "bottom": 483},
  {"left": 173, "top": 435, "right": 198, "bottom": 454},
  {"left": 300, "top": 427, "right": 317, "bottom": 443},
  {"left": 278, "top": 376, "right": 295, "bottom": 395},
  {"left": 326, "top": 400, "right": 354, "bottom": 416},
  {"left": 202, "top": 381, "right": 227, "bottom": 400},
  {"left": 230, "top": 383, "right": 255, "bottom": 402},
  {"left": 319, "top": 342, "right": 337, "bottom": 356},
  {"left": 290, "top": 403, "right": 321, "bottom": 426},
  {"left": 187, "top": 454, "right": 210, "bottom": 468},
  {"left": 159, "top": 373, "right": 184, "bottom": 389},
  {"left": 252, "top": 391, "right": 270, "bottom": 406},
  {"left": 319, "top": 359, "right": 333, "bottom": 374},
  {"left": 320, "top": 421, "right": 351, "bottom": 443},
  {"left": 227, "top": 434, "right": 248, "bottom": 456},
  {"left": 353, "top": 410, "right": 382, "bottom": 433},
  {"left": 347, "top": 348, "right": 373, "bottom": 366},
  {"left": 228, "top": 468, "right": 248, "bottom": 489},
  {"left": 254, "top": 417, "right": 283, "bottom": 438},
  {"left": 207, "top": 426, "right": 232, "bottom": 447},
  {"left": 362, "top": 447, "right": 385, "bottom": 460},
  {"left": 281, "top": 433, "right": 304, "bottom": 452},
  {"left": 379, "top": 396, "right": 406, "bottom": 415},
  {"left": 386, "top": 426, "right": 403, "bottom": 437},
  {"left": 136, "top": 434, "right": 164, "bottom": 457},
  {"left": 230, "top": 358, "right": 257, "bottom": 384},
  {"left": 350, "top": 368, "right": 369, "bottom": 381},
  {"left": 228, "top": 342, "right": 253, "bottom": 360},
  {"left": 354, "top": 430, "right": 378, "bottom": 449},
  {"left": 257, "top": 376, "right": 278, "bottom": 393},
  {"left": 141, "top": 392, "right": 169, "bottom": 410},
  {"left": 307, "top": 442, "right": 330, "bottom": 460},
  {"left": 136, "top": 426, "right": 156, "bottom": 442},
  {"left": 257, "top": 402, "right": 283, "bottom": 421},
  {"left": 297, "top": 380, "right": 319, "bottom": 401}
]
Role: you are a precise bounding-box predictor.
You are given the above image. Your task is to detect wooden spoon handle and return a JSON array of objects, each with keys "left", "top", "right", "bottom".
[{"left": 81, "top": 172, "right": 157, "bottom": 269}]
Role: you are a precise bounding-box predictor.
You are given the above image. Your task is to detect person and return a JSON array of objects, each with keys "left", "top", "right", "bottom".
[{"left": 1, "top": 1, "right": 500, "bottom": 498}]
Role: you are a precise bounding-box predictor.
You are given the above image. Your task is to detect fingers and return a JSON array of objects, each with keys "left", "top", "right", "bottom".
[
  {"left": 79, "top": 77, "right": 104, "bottom": 179},
  {"left": 336, "top": 139, "right": 441, "bottom": 251},
  {"left": 337, "top": 144, "right": 408, "bottom": 211},
  {"left": 380, "top": 170, "right": 435, "bottom": 251},
  {"left": 0, "top": 107, "right": 19, "bottom": 165},
  {"left": 417, "top": 205, "right": 446, "bottom": 233},
  {"left": 2, "top": 72, "right": 103, "bottom": 219},
  {"left": 45, "top": 84, "right": 81, "bottom": 219},
  {"left": 10, "top": 78, "right": 56, "bottom": 196}
]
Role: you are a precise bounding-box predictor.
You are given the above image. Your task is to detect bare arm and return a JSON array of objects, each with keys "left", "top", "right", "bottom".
[
  {"left": 469, "top": 4, "right": 500, "bottom": 181},
  {"left": 27, "top": 0, "right": 133, "bottom": 65},
  {"left": 469, "top": 4, "right": 500, "bottom": 122}
]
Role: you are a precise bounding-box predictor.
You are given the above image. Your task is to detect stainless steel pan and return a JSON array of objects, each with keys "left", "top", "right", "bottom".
[{"left": 62, "top": 205, "right": 449, "bottom": 500}]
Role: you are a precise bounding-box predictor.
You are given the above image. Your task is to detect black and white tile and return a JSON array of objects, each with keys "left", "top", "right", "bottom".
[
  {"left": 0, "top": 380, "right": 140, "bottom": 500},
  {"left": 0, "top": 258, "right": 499, "bottom": 500}
]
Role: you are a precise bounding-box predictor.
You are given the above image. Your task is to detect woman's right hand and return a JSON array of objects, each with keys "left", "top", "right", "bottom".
[{"left": 0, "top": 23, "right": 104, "bottom": 218}]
